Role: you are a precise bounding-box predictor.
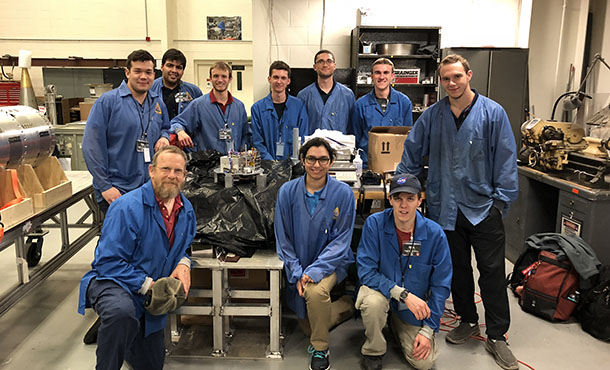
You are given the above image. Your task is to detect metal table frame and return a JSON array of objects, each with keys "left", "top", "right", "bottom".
[
  {"left": 0, "top": 172, "right": 101, "bottom": 316},
  {"left": 167, "top": 249, "right": 284, "bottom": 358}
]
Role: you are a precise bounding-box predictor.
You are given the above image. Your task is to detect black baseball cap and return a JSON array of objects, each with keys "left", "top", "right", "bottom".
[{"left": 389, "top": 174, "right": 422, "bottom": 196}]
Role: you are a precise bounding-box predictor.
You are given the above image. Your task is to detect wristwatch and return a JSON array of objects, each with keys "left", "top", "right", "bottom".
[{"left": 399, "top": 289, "right": 409, "bottom": 302}]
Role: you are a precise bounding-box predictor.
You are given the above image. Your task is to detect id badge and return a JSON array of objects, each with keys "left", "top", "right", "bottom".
[
  {"left": 401, "top": 240, "right": 422, "bottom": 257},
  {"left": 136, "top": 139, "right": 151, "bottom": 162},
  {"left": 219, "top": 128, "right": 232, "bottom": 141},
  {"left": 276, "top": 141, "right": 285, "bottom": 158}
]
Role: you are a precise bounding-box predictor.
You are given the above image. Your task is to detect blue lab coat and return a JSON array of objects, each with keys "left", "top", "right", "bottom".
[
  {"left": 170, "top": 92, "right": 250, "bottom": 153},
  {"left": 151, "top": 77, "right": 203, "bottom": 115},
  {"left": 353, "top": 87, "right": 413, "bottom": 166},
  {"left": 297, "top": 82, "right": 355, "bottom": 135},
  {"left": 357, "top": 209, "right": 452, "bottom": 331},
  {"left": 78, "top": 180, "right": 196, "bottom": 336},
  {"left": 82, "top": 81, "right": 170, "bottom": 202},
  {"left": 396, "top": 94, "right": 518, "bottom": 230},
  {"left": 251, "top": 93, "right": 309, "bottom": 160},
  {"left": 274, "top": 175, "right": 356, "bottom": 318}
]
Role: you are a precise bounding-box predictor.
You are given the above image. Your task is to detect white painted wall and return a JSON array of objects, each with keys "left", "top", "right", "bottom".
[
  {"left": 589, "top": 0, "right": 610, "bottom": 115},
  {"left": 0, "top": 0, "right": 253, "bottom": 99},
  {"left": 528, "top": 0, "right": 590, "bottom": 121},
  {"left": 6, "top": 0, "right": 601, "bottom": 125}
]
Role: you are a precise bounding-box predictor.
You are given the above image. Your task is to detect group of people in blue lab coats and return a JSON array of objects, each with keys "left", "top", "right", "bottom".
[
  {"left": 251, "top": 50, "right": 414, "bottom": 163},
  {"left": 79, "top": 46, "right": 518, "bottom": 370}
]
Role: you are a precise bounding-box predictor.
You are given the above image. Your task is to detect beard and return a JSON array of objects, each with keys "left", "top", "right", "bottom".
[{"left": 155, "top": 181, "right": 182, "bottom": 200}]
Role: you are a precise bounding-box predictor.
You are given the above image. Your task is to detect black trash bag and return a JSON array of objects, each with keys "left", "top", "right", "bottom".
[
  {"left": 185, "top": 150, "right": 223, "bottom": 185},
  {"left": 182, "top": 151, "right": 293, "bottom": 256}
]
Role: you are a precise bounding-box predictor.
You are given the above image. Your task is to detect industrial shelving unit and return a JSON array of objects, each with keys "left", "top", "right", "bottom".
[{"left": 350, "top": 26, "right": 441, "bottom": 119}]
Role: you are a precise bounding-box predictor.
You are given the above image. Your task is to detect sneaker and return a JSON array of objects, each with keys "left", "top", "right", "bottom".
[
  {"left": 308, "top": 345, "right": 330, "bottom": 370},
  {"left": 485, "top": 339, "right": 519, "bottom": 370},
  {"left": 361, "top": 355, "right": 383, "bottom": 370},
  {"left": 445, "top": 322, "right": 480, "bottom": 344}
]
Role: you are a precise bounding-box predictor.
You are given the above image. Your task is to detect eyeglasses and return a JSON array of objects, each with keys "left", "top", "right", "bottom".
[
  {"left": 304, "top": 156, "right": 331, "bottom": 165},
  {"left": 157, "top": 166, "right": 186, "bottom": 177},
  {"left": 315, "top": 59, "right": 335, "bottom": 65}
]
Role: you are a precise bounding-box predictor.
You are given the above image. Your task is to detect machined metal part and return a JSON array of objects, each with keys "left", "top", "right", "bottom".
[{"left": 0, "top": 105, "right": 56, "bottom": 169}]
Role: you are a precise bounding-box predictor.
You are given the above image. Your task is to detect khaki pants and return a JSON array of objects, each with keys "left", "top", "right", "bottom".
[
  {"left": 300, "top": 272, "right": 354, "bottom": 350},
  {"left": 355, "top": 285, "right": 439, "bottom": 370}
]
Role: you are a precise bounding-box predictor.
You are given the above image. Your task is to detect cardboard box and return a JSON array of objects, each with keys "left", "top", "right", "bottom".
[
  {"left": 17, "top": 156, "right": 73, "bottom": 210},
  {"left": 60, "top": 97, "right": 84, "bottom": 124},
  {"left": 79, "top": 102, "right": 94, "bottom": 121},
  {"left": 368, "top": 126, "right": 411, "bottom": 174},
  {"left": 394, "top": 68, "right": 420, "bottom": 84},
  {"left": 0, "top": 168, "right": 34, "bottom": 229}
]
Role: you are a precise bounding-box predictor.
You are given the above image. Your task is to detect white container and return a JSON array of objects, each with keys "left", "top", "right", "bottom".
[{"left": 353, "top": 149, "right": 363, "bottom": 178}]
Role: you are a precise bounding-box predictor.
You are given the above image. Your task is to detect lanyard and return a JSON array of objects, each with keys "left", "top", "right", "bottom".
[
  {"left": 399, "top": 218, "right": 416, "bottom": 288},
  {"left": 132, "top": 94, "right": 152, "bottom": 138},
  {"left": 215, "top": 102, "right": 232, "bottom": 128}
]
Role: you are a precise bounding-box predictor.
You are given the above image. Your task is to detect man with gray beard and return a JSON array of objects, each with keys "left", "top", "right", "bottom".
[{"left": 78, "top": 146, "right": 196, "bottom": 370}]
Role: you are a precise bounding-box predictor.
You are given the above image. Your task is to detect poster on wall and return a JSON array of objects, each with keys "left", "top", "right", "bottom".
[{"left": 207, "top": 16, "right": 242, "bottom": 40}]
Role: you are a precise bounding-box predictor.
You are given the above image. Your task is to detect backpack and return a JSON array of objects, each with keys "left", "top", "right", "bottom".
[
  {"left": 507, "top": 247, "right": 540, "bottom": 295},
  {"left": 519, "top": 250, "right": 580, "bottom": 321},
  {"left": 576, "top": 265, "right": 610, "bottom": 341}
]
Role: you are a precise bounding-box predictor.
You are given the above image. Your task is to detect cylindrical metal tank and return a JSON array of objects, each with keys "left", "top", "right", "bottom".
[{"left": 0, "top": 105, "right": 55, "bottom": 169}]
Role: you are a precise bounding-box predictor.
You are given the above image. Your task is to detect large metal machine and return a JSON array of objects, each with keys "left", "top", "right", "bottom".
[
  {"left": 0, "top": 105, "right": 56, "bottom": 169},
  {"left": 519, "top": 114, "right": 610, "bottom": 188}
]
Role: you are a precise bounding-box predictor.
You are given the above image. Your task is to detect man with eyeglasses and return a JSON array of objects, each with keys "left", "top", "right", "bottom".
[
  {"left": 275, "top": 137, "right": 356, "bottom": 370},
  {"left": 83, "top": 49, "right": 170, "bottom": 217},
  {"left": 353, "top": 58, "right": 413, "bottom": 167},
  {"left": 170, "top": 61, "right": 250, "bottom": 154},
  {"left": 78, "top": 145, "right": 196, "bottom": 370},
  {"left": 356, "top": 174, "right": 452, "bottom": 370},
  {"left": 151, "top": 48, "right": 202, "bottom": 120},
  {"left": 297, "top": 50, "right": 356, "bottom": 134},
  {"left": 251, "top": 60, "right": 308, "bottom": 160}
]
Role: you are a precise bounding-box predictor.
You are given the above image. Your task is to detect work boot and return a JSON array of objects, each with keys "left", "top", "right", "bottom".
[
  {"left": 308, "top": 345, "right": 330, "bottom": 370},
  {"left": 361, "top": 354, "right": 383, "bottom": 370},
  {"left": 83, "top": 317, "right": 101, "bottom": 344},
  {"left": 445, "top": 321, "right": 480, "bottom": 344},
  {"left": 485, "top": 339, "right": 519, "bottom": 370}
]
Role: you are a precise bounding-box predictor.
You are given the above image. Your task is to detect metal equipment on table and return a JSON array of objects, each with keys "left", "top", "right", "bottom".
[
  {"left": 213, "top": 148, "right": 266, "bottom": 189},
  {"left": 519, "top": 114, "right": 610, "bottom": 188},
  {"left": 1, "top": 105, "right": 58, "bottom": 268},
  {"left": 0, "top": 105, "right": 56, "bottom": 169}
]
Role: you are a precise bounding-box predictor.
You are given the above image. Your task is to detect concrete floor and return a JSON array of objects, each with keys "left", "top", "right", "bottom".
[{"left": 1, "top": 200, "right": 609, "bottom": 370}]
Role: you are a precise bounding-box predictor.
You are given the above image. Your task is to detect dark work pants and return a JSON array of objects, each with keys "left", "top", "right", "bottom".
[
  {"left": 97, "top": 200, "right": 109, "bottom": 219},
  {"left": 444, "top": 207, "right": 510, "bottom": 340},
  {"left": 87, "top": 279, "right": 165, "bottom": 370}
]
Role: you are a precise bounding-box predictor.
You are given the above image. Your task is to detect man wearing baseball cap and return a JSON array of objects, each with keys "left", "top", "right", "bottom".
[{"left": 356, "top": 174, "right": 452, "bottom": 370}]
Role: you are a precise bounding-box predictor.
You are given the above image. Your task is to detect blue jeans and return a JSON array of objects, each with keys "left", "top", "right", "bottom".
[{"left": 87, "top": 279, "right": 165, "bottom": 370}]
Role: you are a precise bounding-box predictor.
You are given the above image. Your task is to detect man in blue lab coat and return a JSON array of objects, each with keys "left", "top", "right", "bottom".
[
  {"left": 251, "top": 60, "right": 308, "bottom": 159},
  {"left": 356, "top": 174, "right": 452, "bottom": 370},
  {"left": 353, "top": 58, "right": 413, "bottom": 167},
  {"left": 171, "top": 61, "right": 250, "bottom": 154},
  {"left": 78, "top": 146, "right": 196, "bottom": 370},
  {"left": 275, "top": 137, "right": 356, "bottom": 370},
  {"left": 396, "top": 54, "right": 519, "bottom": 370},
  {"left": 297, "top": 49, "right": 355, "bottom": 135},
  {"left": 151, "top": 48, "right": 202, "bottom": 120}
]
